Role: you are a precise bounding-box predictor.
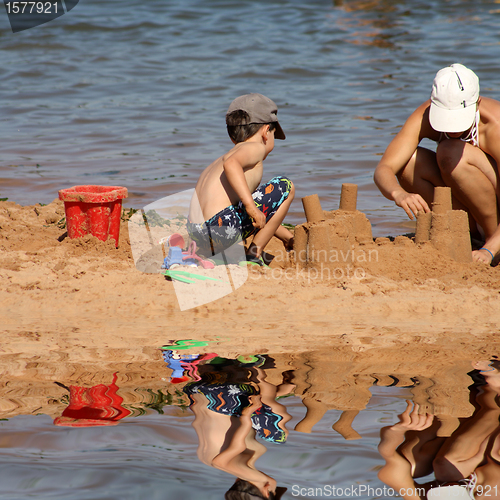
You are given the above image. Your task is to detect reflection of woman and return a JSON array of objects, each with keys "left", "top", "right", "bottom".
[
  {"left": 378, "top": 360, "right": 500, "bottom": 499},
  {"left": 183, "top": 356, "right": 292, "bottom": 500}
]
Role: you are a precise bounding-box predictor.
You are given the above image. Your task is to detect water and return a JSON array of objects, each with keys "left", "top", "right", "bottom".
[
  {"left": 0, "top": 399, "right": 391, "bottom": 500},
  {"left": 1, "top": 0, "right": 500, "bottom": 236},
  {"left": 0, "top": 346, "right": 497, "bottom": 500}
]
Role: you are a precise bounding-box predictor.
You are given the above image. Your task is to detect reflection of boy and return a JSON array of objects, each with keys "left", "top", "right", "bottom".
[
  {"left": 184, "top": 358, "right": 288, "bottom": 445},
  {"left": 187, "top": 93, "right": 295, "bottom": 265},
  {"left": 183, "top": 356, "right": 291, "bottom": 500}
]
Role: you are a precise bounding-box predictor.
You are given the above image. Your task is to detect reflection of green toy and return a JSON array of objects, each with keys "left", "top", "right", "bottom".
[
  {"left": 237, "top": 355, "right": 266, "bottom": 367},
  {"left": 161, "top": 339, "right": 210, "bottom": 350},
  {"left": 163, "top": 270, "right": 223, "bottom": 284}
]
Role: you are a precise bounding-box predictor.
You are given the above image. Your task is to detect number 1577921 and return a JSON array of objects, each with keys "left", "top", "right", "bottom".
[{"left": 5, "top": 2, "right": 58, "bottom": 14}]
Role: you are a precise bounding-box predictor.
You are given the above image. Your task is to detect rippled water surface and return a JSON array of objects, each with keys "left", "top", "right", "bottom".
[
  {"left": 0, "top": 392, "right": 397, "bottom": 500},
  {"left": 1, "top": 0, "right": 500, "bottom": 235},
  {"left": 1, "top": 345, "right": 497, "bottom": 500}
]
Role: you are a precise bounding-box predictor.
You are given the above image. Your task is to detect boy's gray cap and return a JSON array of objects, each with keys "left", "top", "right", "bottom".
[
  {"left": 429, "top": 63, "right": 479, "bottom": 133},
  {"left": 227, "top": 93, "right": 286, "bottom": 140}
]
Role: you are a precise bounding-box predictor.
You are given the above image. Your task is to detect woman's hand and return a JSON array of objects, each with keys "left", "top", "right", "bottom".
[
  {"left": 472, "top": 248, "right": 494, "bottom": 264},
  {"left": 393, "top": 191, "right": 430, "bottom": 221},
  {"left": 391, "top": 400, "right": 434, "bottom": 432}
]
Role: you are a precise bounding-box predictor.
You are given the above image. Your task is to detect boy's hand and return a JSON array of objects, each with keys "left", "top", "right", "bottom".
[{"left": 246, "top": 204, "right": 266, "bottom": 230}]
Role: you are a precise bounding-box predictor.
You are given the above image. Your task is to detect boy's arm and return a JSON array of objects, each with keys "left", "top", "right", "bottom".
[
  {"left": 223, "top": 143, "right": 267, "bottom": 229},
  {"left": 374, "top": 101, "right": 432, "bottom": 220}
]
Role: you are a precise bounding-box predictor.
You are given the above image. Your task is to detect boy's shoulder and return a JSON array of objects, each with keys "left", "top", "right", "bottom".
[{"left": 223, "top": 141, "right": 267, "bottom": 166}]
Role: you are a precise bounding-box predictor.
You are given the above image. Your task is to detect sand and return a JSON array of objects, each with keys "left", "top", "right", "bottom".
[
  {"left": 1, "top": 197, "right": 500, "bottom": 422},
  {"left": 1, "top": 197, "right": 499, "bottom": 345}
]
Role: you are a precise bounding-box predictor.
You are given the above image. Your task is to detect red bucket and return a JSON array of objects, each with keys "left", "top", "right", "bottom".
[{"left": 58, "top": 185, "right": 128, "bottom": 246}]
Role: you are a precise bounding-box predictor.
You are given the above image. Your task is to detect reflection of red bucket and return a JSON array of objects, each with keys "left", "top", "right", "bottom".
[
  {"left": 58, "top": 185, "right": 128, "bottom": 247},
  {"left": 53, "top": 373, "right": 131, "bottom": 428}
]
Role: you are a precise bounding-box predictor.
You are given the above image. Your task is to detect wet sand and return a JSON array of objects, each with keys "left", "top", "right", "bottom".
[{"left": 0, "top": 336, "right": 496, "bottom": 423}]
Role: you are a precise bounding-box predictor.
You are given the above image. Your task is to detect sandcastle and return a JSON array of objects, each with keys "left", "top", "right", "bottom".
[
  {"left": 415, "top": 186, "right": 472, "bottom": 263},
  {"left": 293, "top": 184, "right": 472, "bottom": 269},
  {"left": 294, "top": 183, "right": 373, "bottom": 271}
]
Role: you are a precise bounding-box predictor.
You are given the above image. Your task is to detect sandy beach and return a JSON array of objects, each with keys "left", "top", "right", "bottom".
[{"left": 1, "top": 197, "right": 499, "bottom": 355}]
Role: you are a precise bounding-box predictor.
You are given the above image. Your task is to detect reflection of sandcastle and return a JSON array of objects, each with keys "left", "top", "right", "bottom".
[
  {"left": 266, "top": 350, "right": 475, "bottom": 441},
  {"left": 294, "top": 184, "right": 472, "bottom": 268}
]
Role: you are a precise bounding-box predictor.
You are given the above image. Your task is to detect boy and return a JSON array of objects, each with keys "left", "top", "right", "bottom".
[
  {"left": 187, "top": 93, "right": 294, "bottom": 266},
  {"left": 373, "top": 64, "right": 500, "bottom": 264}
]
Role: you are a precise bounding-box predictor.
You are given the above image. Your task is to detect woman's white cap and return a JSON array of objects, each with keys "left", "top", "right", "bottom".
[{"left": 429, "top": 63, "right": 479, "bottom": 133}]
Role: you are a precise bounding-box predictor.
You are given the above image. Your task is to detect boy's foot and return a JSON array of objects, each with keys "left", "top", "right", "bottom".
[{"left": 239, "top": 254, "right": 268, "bottom": 267}]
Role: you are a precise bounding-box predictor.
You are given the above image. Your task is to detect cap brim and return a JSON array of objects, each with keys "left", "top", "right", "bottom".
[
  {"left": 274, "top": 121, "right": 286, "bottom": 140},
  {"left": 429, "top": 102, "right": 476, "bottom": 133}
]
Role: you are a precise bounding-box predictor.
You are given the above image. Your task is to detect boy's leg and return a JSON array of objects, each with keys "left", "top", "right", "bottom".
[
  {"left": 274, "top": 225, "right": 294, "bottom": 249},
  {"left": 249, "top": 195, "right": 294, "bottom": 257},
  {"left": 190, "top": 177, "right": 294, "bottom": 260},
  {"left": 239, "top": 176, "right": 295, "bottom": 258}
]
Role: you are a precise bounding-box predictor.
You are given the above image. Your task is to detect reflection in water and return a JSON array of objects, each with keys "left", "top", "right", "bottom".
[
  {"left": 378, "top": 359, "right": 500, "bottom": 499},
  {"left": 184, "top": 355, "right": 292, "bottom": 500},
  {"left": 1, "top": 348, "right": 500, "bottom": 499},
  {"left": 53, "top": 373, "right": 131, "bottom": 427}
]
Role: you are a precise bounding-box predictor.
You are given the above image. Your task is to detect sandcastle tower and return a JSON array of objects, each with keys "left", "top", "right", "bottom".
[
  {"left": 415, "top": 186, "right": 472, "bottom": 263},
  {"left": 293, "top": 183, "right": 373, "bottom": 270}
]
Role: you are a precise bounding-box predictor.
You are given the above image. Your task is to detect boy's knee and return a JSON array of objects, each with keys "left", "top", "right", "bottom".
[{"left": 279, "top": 176, "right": 294, "bottom": 198}]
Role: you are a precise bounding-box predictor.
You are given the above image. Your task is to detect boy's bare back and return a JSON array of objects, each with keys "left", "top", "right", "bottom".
[{"left": 190, "top": 136, "right": 268, "bottom": 224}]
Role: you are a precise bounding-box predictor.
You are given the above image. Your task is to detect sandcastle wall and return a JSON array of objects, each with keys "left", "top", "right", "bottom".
[{"left": 294, "top": 184, "right": 373, "bottom": 270}]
